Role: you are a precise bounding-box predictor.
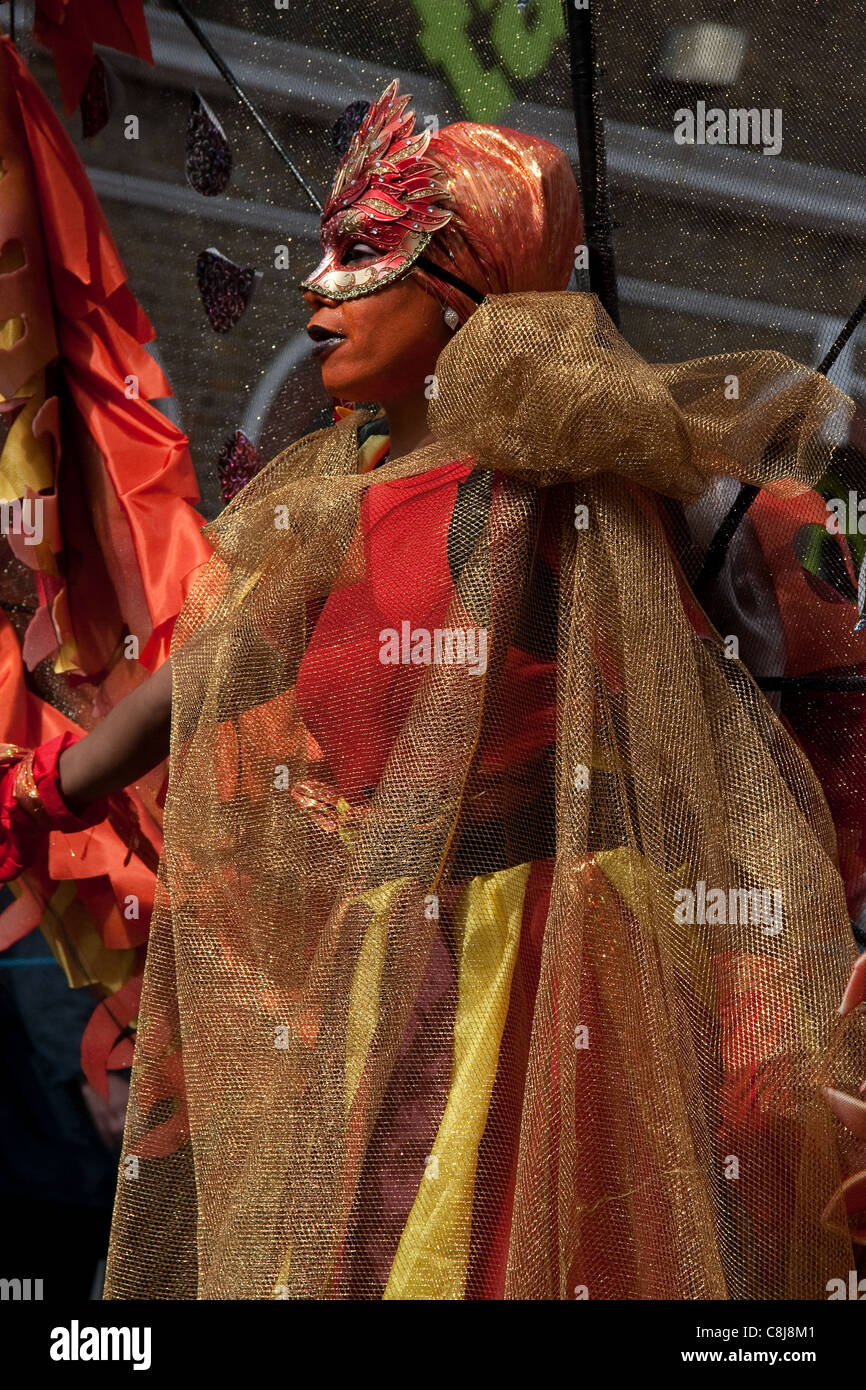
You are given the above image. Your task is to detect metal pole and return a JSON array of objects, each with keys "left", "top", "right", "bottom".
[{"left": 563, "top": 0, "right": 620, "bottom": 324}]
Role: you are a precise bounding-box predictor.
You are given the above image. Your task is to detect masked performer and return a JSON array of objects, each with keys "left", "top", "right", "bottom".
[{"left": 1, "top": 82, "right": 864, "bottom": 1300}]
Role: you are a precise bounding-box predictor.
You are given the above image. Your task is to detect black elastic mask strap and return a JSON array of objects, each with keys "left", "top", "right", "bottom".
[{"left": 414, "top": 255, "right": 486, "bottom": 305}]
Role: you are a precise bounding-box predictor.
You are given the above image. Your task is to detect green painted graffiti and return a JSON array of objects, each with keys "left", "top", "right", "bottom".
[
  {"left": 410, "top": 0, "right": 565, "bottom": 123},
  {"left": 492, "top": 0, "right": 565, "bottom": 83}
]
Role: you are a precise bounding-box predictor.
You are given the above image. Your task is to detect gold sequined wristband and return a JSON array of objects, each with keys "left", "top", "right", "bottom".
[{"left": 12, "top": 752, "right": 52, "bottom": 828}]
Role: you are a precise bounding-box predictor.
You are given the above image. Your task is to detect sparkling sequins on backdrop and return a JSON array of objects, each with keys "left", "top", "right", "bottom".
[
  {"left": 185, "top": 89, "right": 262, "bottom": 333},
  {"left": 196, "top": 249, "right": 261, "bottom": 334},
  {"left": 178, "top": 87, "right": 269, "bottom": 495},
  {"left": 214, "top": 100, "right": 372, "bottom": 506},
  {"left": 218, "top": 431, "right": 264, "bottom": 504},
  {"left": 79, "top": 55, "right": 123, "bottom": 139},
  {"left": 186, "top": 92, "right": 233, "bottom": 196}
]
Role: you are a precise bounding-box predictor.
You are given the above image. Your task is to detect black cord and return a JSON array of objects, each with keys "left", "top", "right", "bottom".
[
  {"left": 692, "top": 485, "right": 759, "bottom": 598},
  {"left": 167, "top": 0, "right": 322, "bottom": 213},
  {"left": 693, "top": 292, "right": 866, "bottom": 596},
  {"left": 415, "top": 255, "right": 486, "bottom": 305},
  {"left": 562, "top": 0, "right": 619, "bottom": 324},
  {"left": 817, "top": 290, "right": 866, "bottom": 377}
]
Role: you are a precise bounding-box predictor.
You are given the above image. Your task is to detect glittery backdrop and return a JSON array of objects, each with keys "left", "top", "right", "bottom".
[{"left": 14, "top": 0, "right": 864, "bottom": 519}]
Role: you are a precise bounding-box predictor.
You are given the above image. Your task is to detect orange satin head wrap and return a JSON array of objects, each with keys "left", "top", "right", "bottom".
[{"left": 416, "top": 123, "right": 583, "bottom": 322}]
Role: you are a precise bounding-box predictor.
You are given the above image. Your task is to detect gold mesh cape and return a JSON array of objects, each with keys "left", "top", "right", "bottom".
[{"left": 105, "top": 293, "right": 865, "bottom": 1300}]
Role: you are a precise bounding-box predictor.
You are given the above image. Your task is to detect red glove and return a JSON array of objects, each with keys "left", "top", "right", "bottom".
[{"left": 0, "top": 732, "right": 109, "bottom": 882}]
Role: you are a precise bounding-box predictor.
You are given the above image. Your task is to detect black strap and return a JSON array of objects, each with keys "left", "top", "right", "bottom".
[{"left": 415, "top": 255, "right": 486, "bottom": 305}]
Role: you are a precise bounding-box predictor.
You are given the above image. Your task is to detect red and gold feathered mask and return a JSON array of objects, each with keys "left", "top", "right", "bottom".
[{"left": 299, "top": 80, "right": 454, "bottom": 302}]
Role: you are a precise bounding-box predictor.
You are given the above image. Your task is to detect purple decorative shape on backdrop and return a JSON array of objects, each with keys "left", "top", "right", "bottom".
[
  {"left": 186, "top": 91, "right": 233, "bottom": 196},
  {"left": 80, "top": 55, "right": 110, "bottom": 138},
  {"left": 196, "top": 249, "right": 260, "bottom": 333},
  {"left": 218, "top": 430, "right": 265, "bottom": 503},
  {"left": 332, "top": 100, "right": 371, "bottom": 156}
]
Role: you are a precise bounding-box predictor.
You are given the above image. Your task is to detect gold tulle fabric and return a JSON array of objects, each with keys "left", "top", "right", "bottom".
[{"left": 105, "top": 292, "right": 865, "bottom": 1300}]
